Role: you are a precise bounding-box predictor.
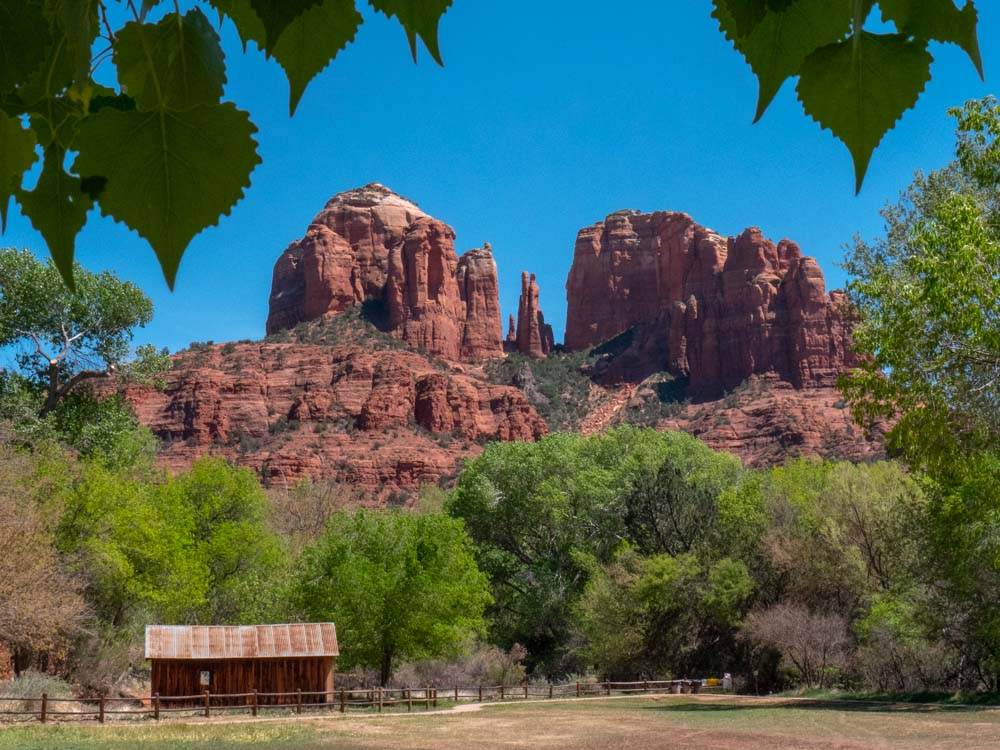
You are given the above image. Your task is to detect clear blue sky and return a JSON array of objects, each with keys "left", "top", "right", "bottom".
[{"left": 3, "top": 2, "right": 998, "bottom": 352}]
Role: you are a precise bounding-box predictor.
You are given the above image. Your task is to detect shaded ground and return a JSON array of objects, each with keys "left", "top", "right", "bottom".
[{"left": 3, "top": 695, "right": 1000, "bottom": 749}]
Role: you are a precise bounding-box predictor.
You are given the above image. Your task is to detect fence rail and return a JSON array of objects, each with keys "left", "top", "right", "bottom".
[{"left": 0, "top": 678, "right": 728, "bottom": 724}]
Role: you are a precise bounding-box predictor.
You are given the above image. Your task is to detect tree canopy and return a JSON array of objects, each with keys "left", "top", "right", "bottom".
[
  {"left": 293, "top": 509, "right": 491, "bottom": 686},
  {"left": 0, "top": 247, "right": 164, "bottom": 415},
  {"left": 842, "top": 96, "right": 1000, "bottom": 472}
]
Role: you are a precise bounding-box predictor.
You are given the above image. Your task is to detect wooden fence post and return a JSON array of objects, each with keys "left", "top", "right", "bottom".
[
  {"left": 40, "top": 693, "right": 47, "bottom": 723},
  {"left": 433, "top": 688, "right": 438, "bottom": 708},
  {"left": 500, "top": 684, "right": 504, "bottom": 701},
  {"left": 605, "top": 681, "right": 610, "bottom": 696},
  {"left": 98, "top": 695, "right": 105, "bottom": 724},
  {"left": 153, "top": 693, "right": 160, "bottom": 721},
  {"left": 454, "top": 685, "right": 459, "bottom": 703},
  {"left": 478, "top": 685, "right": 483, "bottom": 702},
  {"left": 548, "top": 684, "right": 553, "bottom": 699},
  {"left": 340, "top": 689, "right": 346, "bottom": 713},
  {"left": 407, "top": 690, "right": 412, "bottom": 712},
  {"left": 252, "top": 689, "right": 258, "bottom": 717},
  {"left": 204, "top": 690, "right": 210, "bottom": 718},
  {"left": 425, "top": 687, "right": 430, "bottom": 711},
  {"left": 643, "top": 680, "right": 648, "bottom": 693},
  {"left": 296, "top": 689, "right": 302, "bottom": 715},
  {"left": 378, "top": 687, "right": 383, "bottom": 713},
  {"left": 524, "top": 684, "right": 528, "bottom": 700}
]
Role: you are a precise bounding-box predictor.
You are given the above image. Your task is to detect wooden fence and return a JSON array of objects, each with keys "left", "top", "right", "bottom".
[{"left": 0, "top": 679, "right": 727, "bottom": 724}]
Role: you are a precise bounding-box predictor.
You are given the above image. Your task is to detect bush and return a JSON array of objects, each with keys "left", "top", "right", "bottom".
[
  {"left": 389, "top": 643, "right": 528, "bottom": 689},
  {"left": 0, "top": 671, "right": 77, "bottom": 714}
]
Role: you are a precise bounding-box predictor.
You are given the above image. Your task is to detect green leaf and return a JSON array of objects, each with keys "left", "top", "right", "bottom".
[
  {"left": 0, "top": 0, "right": 52, "bottom": 95},
  {"left": 248, "top": 0, "right": 323, "bottom": 55},
  {"left": 17, "top": 146, "right": 92, "bottom": 287},
  {"left": 716, "top": 0, "right": 852, "bottom": 122},
  {"left": 72, "top": 103, "right": 261, "bottom": 288},
  {"left": 48, "top": 0, "right": 100, "bottom": 92},
  {"left": 114, "top": 8, "right": 226, "bottom": 110},
  {"left": 369, "top": 0, "right": 452, "bottom": 64},
  {"left": 880, "top": 0, "right": 982, "bottom": 79},
  {"left": 273, "top": 0, "right": 362, "bottom": 114},
  {"left": 212, "top": 0, "right": 361, "bottom": 115},
  {"left": 711, "top": 0, "right": 767, "bottom": 40},
  {"left": 797, "top": 32, "right": 932, "bottom": 192},
  {"left": 0, "top": 114, "right": 38, "bottom": 232}
]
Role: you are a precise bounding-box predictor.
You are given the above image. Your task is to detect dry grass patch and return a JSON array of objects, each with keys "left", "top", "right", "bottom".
[{"left": 3, "top": 695, "right": 1000, "bottom": 750}]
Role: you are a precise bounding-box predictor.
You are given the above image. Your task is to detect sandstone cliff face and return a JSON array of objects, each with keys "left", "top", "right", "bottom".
[
  {"left": 267, "top": 184, "right": 504, "bottom": 361},
  {"left": 125, "top": 341, "right": 546, "bottom": 490},
  {"left": 513, "top": 272, "right": 555, "bottom": 358},
  {"left": 565, "top": 210, "right": 855, "bottom": 395}
]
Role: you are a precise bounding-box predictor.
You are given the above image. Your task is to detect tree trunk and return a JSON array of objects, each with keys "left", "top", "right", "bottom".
[
  {"left": 380, "top": 648, "right": 393, "bottom": 687},
  {"left": 40, "top": 361, "right": 61, "bottom": 416}
]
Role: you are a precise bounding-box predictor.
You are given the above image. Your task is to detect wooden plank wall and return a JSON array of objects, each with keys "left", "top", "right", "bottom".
[{"left": 151, "top": 657, "right": 336, "bottom": 705}]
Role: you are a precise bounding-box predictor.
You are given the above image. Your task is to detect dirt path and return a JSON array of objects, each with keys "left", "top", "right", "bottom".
[{"left": 578, "top": 384, "right": 636, "bottom": 434}]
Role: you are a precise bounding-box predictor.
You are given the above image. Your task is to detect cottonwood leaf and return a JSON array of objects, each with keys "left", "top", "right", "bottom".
[
  {"left": 797, "top": 32, "right": 932, "bottom": 193},
  {"left": 0, "top": 1, "right": 52, "bottom": 95},
  {"left": 49, "top": 0, "right": 100, "bottom": 92},
  {"left": 712, "top": 0, "right": 767, "bottom": 40},
  {"left": 72, "top": 103, "right": 261, "bottom": 288},
  {"left": 369, "top": 0, "right": 452, "bottom": 64},
  {"left": 248, "top": 0, "right": 323, "bottom": 55},
  {"left": 0, "top": 114, "right": 38, "bottom": 232},
  {"left": 717, "top": 0, "right": 852, "bottom": 122},
  {"left": 17, "top": 146, "right": 92, "bottom": 288},
  {"left": 114, "top": 8, "right": 226, "bottom": 110},
  {"left": 880, "top": 0, "right": 982, "bottom": 78},
  {"left": 212, "top": 0, "right": 361, "bottom": 115}
]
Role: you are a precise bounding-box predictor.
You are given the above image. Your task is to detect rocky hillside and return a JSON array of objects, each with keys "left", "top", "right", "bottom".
[{"left": 123, "top": 185, "right": 882, "bottom": 495}]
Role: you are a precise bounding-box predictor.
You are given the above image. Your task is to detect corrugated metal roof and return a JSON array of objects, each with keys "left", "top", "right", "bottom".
[{"left": 145, "top": 624, "right": 339, "bottom": 660}]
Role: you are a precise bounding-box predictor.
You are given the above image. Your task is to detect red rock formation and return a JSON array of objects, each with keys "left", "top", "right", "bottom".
[
  {"left": 123, "top": 342, "right": 546, "bottom": 492},
  {"left": 266, "top": 184, "right": 503, "bottom": 361},
  {"left": 505, "top": 314, "right": 517, "bottom": 347},
  {"left": 514, "top": 272, "right": 555, "bottom": 358},
  {"left": 565, "top": 210, "right": 855, "bottom": 394}
]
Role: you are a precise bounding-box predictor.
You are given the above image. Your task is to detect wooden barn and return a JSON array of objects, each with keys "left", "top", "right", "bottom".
[{"left": 145, "top": 623, "right": 338, "bottom": 705}]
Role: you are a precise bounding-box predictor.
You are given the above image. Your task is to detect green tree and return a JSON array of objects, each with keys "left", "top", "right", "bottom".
[
  {"left": 918, "top": 453, "right": 1000, "bottom": 690},
  {"left": 170, "top": 457, "right": 289, "bottom": 624},
  {"left": 574, "top": 547, "right": 752, "bottom": 680},
  {"left": 624, "top": 457, "right": 742, "bottom": 557},
  {"left": 58, "top": 457, "right": 286, "bottom": 628},
  {"left": 447, "top": 426, "right": 742, "bottom": 674},
  {"left": 0, "top": 247, "right": 166, "bottom": 415},
  {"left": 294, "top": 509, "right": 491, "bottom": 686},
  {"left": 842, "top": 97, "right": 1000, "bottom": 472}
]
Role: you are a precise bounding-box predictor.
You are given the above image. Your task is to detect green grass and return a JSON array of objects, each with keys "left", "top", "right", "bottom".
[{"left": 780, "top": 686, "right": 1000, "bottom": 706}]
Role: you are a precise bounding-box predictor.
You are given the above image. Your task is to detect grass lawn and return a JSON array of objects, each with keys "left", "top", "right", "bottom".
[{"left": 3, "top": 695, "right": 1000, "bottom": 750}]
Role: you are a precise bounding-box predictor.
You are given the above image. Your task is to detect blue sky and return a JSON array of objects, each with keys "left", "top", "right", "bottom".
[{"left": 3, "top": 2, "right": 998, "bottom": 352}]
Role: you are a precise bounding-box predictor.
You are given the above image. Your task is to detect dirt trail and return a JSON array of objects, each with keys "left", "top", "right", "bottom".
[{"left": 577, "top": 384, "right": 636, "bottom": 435}]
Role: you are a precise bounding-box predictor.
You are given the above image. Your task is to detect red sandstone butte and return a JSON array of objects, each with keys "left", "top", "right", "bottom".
[
  {"left": 123, "top": 342, "right": 546, "bottom": 490},
  {"left": 565, "top": 210, "right": 856, "bottom": 394},
  {"left": 514, "top": 272, "right": 555, "bottom": 358},
  {"left": 267, "top": 184, "right": 504, "bottom": 361}
]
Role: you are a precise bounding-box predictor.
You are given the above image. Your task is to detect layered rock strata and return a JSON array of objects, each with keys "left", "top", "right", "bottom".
[
  {"left": 267, "top": 184, "right": 504, "bottom": 361},
  {"left": 123, "top": 342, "right": 546, "bottom": 490},
  {"left": 565, "top": 210, "right": 855, "bottom": 394}
]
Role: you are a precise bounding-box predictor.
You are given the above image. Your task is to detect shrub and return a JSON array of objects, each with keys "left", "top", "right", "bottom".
[{"left": 0, "top": 671, "right": 77, "bottom": 714}]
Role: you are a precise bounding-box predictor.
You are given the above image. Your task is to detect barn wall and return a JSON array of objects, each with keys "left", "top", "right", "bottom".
[{"left": 151, "top": 657, "right": 336, "bottom": 705}]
